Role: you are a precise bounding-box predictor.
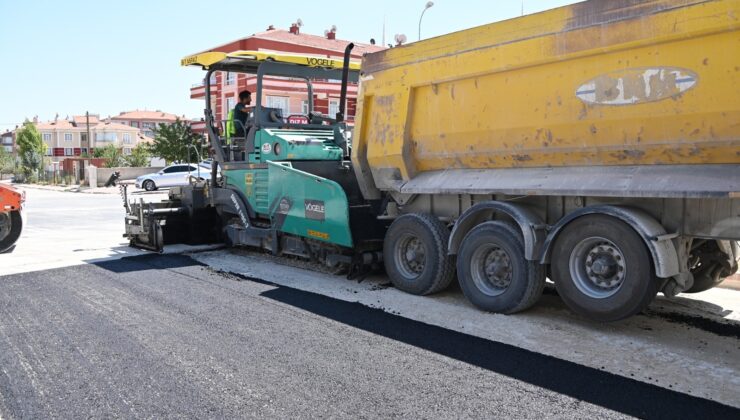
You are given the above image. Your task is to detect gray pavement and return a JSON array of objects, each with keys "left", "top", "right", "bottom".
[{"left": 0, "top": 187, "right": 215, "bottom": 275}]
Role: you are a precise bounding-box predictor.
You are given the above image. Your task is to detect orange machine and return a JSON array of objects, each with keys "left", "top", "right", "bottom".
[{"left": 0, "top": 184, "right": 24, "bottom": 253}]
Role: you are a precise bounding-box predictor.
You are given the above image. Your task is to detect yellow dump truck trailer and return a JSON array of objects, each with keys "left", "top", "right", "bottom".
[{"left": 352, "top": 0, "right": 740, "bottom": 321}]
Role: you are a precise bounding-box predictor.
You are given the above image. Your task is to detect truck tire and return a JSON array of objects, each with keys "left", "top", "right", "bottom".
[
  {"left": 456, "top": 221, "right": 545, "bottom": 314},
  {"left": 685, "top": 241, "right": 738, "bottom": 293},
  {"left": 0, "top": 211, "right": 22, "bottom": 254},
  {"left": 384, "top": 213, "right": 455, "bottom": 295},
  {"left": 551, "top": 215, "right": 659, "bottom": 322},
  {"left": 685, "top": 263, "right": 726, "bottom": 294}
]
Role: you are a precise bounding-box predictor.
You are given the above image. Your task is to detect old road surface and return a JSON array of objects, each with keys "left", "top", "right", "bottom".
[{"left": 0, "top": 188, "right": 738, "bottom": 418}]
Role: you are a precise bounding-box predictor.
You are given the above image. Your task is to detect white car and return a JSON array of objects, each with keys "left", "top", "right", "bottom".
[
  {"left": 135, "top": 164, "right": 203, "bottom": 191},
  {"left": 198, "top": 159, "right": 222, "bottom": 178}
]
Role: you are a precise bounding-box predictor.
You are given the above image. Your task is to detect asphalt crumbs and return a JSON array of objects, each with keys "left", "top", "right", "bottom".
[{"left": 0, "top": 254, "right": 736, "bottom": 419}]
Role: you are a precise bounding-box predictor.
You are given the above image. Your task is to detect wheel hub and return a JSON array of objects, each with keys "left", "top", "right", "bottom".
[
  {"left": 397, "top": 235, "right": 426, "bottom": 277},
  {"left": 471, "top": 244, "right": 513, "bottom": 296},
  {"left": 484, "top": 249, "right": 512, "bottom": 289},
  {"left": 590, "top": 256, "right": 616, "bottom": 277},
  {"left": 570, "top": 238, "right": 626, "bottom": 299}
]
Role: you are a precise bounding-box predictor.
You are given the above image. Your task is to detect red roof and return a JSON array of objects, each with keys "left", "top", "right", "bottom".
[
  {"left": 252, "top": 29, "right": 384, "bottom": 55},
  {"left": 200, "top": 28, "right": 384, "bottom": 58},
  {"left": 93, "top": 122, "right": 139, "bottom": 131},
  {"left": 72, "top": 115, "right": 100, "bottom": 126},
  {"left": 36, "top": 120, "right": 77, "bottom": 130},
  {"left": 112, "top": 110, "right": 182, "bottom": 121}
]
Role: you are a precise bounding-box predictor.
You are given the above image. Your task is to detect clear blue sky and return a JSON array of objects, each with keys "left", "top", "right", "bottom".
[{"left": 0, "top": 0, "right": 578, "bottom": 130}]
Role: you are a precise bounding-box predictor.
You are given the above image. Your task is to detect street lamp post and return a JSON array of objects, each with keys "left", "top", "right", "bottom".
[
  {"left": 187, "top": 144, "right": 202, "bottom": 180},
  {"left": 418, "top": 1, "right": 434, "bottom": 41}
]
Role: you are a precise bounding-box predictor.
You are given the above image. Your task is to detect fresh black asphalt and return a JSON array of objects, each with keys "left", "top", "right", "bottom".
[{"left": 0, "top": 254, "right": 737, "bottom": 419}]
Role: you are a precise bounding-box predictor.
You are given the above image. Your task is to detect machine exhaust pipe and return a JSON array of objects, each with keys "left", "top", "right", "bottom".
[{"left": 336, "top": 43, "right": 355, "bottom": 123}]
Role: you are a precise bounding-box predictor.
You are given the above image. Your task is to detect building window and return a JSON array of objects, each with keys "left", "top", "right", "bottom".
[
  {"left": 266, "top": 96, "right": 290, "bottom": 118},
  {"left": 64, "top": 148, "right": 73, "bottom": 156},
  {"left": 142, "top": 122, "right": 154, "bottom": 129},
  {"left": 64, "top": 133, "right": 73, "bottom": 142},
  {"left": 43, "top": 133, "right": 52, "bottom": 141},
  {"left": 81, "top": 133, "right": 87, "bottom": 142},
  {"left": 329, "top": 99, "right": 340, "bottom": 118},
  {"left": 226, "top": 97, "right": 236, "bottom": 113},
  {"left": 45, "top": 148, "right": 52, "bottom": 156},
  {"left": 225, "top": 72, "right": 235, "bottom": 85},
  {"left": 302, "top": 100, "right": 309, "bottom": 114},
  {"left": 95, "top": 132, "right": 117, "bottom": 142},
  {"left": 81, "top": 147, "right": 88, "bottom": 155},
  {"left": 123, "top": 133, "right": 132, "bottom": 144},
  {"left": 144, "top": 130, "right": 154, "bottom": 138},
  {"left": 123, "top": 147, "right": 132, "bottom": 156},
  {"left": 131, "top": 121, "right": 139, "bottom": 128}
]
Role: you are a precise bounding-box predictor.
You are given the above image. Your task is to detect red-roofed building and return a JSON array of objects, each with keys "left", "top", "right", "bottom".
[
  {"left": 111, "top": 110, "right": 185, "bottom": 138},
  {"left": 35, "top": 116, "right": 152, "bottom": 162},
  {"left": 189, "top": 24, "right": 384, "bottom": 132}
]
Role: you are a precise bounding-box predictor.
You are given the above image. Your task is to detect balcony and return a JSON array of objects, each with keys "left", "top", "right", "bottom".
[
  {"left": 190, "top": 121, "right": 206, "bottom": 133},
  {"left": 190, "top": 84, "right": 206, "bottom": 99}
]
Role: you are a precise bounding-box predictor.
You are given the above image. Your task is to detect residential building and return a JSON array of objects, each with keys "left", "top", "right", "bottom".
[
  {"left": 91, "top": 121, "right": 153, "bottom": 157},
  {"left": 1, "top": 130, "right": 14, "bottom": 156},
  {"left": 188, "top": 24, "right": 385, "bottom": 132},
  {"left": 35, "top": 117, "right": 152, "bottom": 162},
  {"left": 111, "top": 110, "right": 184, "bottom": 138}
]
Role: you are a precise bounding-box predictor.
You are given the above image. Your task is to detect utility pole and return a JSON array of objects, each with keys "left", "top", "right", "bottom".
[
  {"left": 86, "top": 111, "right": 91, "bottom": 157},
  {"left": 382, "top": 15, "right": 386, "bottom": 48}
]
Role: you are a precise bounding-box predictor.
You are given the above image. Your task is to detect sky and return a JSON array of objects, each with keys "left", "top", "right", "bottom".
[{"left": 0, "top": 0, "right": 579, "bottom": 131}]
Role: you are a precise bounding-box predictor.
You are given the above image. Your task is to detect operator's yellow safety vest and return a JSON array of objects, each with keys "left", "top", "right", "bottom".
[{"left": 225, "top": 109, "right": 235, "bottom": 144}]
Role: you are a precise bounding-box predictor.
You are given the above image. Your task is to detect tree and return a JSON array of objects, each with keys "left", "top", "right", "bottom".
[
  {"left": 20, "top": 151, "right": 43, "bottom": 183},
  {"left": 0, "top": 147, "right": 15, "bottom": 180},
  {"left": 15, "top": 121, "right": 46, "bottom": 178},
  {"left": 98, "top": 144, "right": 126, "bottom": 168},
  {"left": 149, "top": 118, "right": 205, "bottom": 164},
  {"left": 125, "top": 143, "right": 151, "bottom": 167}
]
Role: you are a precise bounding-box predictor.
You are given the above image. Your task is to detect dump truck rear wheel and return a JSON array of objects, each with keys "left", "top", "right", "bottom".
[
  {"left": 384, "top": 213, "right": 455, "bottom": 295},
  {"left": 456, "top": 221, "right": 545, "bottom": 314},
  {"left": 684, "top": 241, "right": 737, "bottom": 293},
  {"left": 0, "top": 211, "right": 22, "bottom": 254},
  {"left": 551, "top": 215, "right": 659, "bottom": 322}
]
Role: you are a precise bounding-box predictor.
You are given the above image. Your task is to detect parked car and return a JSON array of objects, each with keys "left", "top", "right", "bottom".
[
  {"left": 135, "top": 164, "right": 202, "bottom": 191},
  {"left": 198, "top": 159, "right": 222, "bottom": 178}
]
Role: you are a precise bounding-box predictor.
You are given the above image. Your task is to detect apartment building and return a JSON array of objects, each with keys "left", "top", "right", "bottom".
[
  {"left": 188, "top": 24, "right": 384, "bottom": 132},
  {"left": 1, "top": 130, "right": 14, "bottom": 155},
  {"left": 36, "top": 117, "right": 151, "bottom": 162},
  {"left": 111, "top": 110, "right": 184, "bottom": 138}
]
